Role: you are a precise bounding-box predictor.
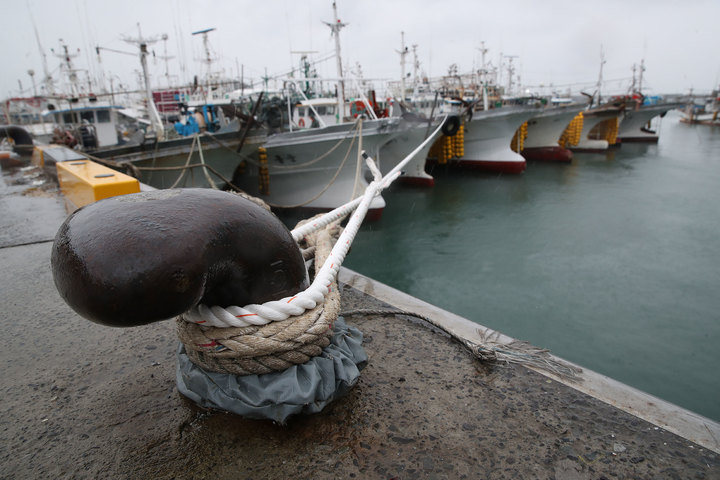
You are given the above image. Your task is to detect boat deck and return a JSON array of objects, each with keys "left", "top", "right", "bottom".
[{"left": 1, "top": 163, "right": 718, "bottom": 479}]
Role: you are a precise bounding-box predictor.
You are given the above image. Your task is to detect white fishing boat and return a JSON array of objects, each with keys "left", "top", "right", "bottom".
[
  {"left": 617, "top": 99, "right": 682, "bottom": 143},
  {"left": 679, "top": 88, "right": 720, "bottom": 126},
  {"left": 521, "top": 104, "right": 584, "bottom": 162}
]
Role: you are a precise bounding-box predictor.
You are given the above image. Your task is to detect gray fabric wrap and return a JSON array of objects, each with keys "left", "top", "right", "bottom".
[{"left": 175, "top": 317, "right": 367, "bottom": 423}]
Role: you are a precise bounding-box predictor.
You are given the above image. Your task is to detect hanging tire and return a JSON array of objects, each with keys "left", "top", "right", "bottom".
[{"left": 441, "top": 115, "right": 460, "bottom": 137}]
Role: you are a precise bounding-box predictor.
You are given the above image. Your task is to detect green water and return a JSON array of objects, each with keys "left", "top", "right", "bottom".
[{"left": 338, "top": 111, "right": 720, "bottom": 422}]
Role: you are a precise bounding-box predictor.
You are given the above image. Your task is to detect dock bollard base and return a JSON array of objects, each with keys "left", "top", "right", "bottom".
[{"left": 175, "top": 317, "right": 367, "bottom": 423}]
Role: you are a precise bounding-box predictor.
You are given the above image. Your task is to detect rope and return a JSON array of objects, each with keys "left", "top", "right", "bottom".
[
  {"left": 195, "top": 135, "right": 219, "bottom": 190},
  {"left": 182, "top": 117, "right": 448, "bottom": 329},
  {"left": 341, "top": 308, "right": 582, "bottom": 381},
  {"left": 168, "top": 134, "right": 197, "bottom": 189},
  {"left": 177, "top": 221, "right": 341, "bottom": 375}
]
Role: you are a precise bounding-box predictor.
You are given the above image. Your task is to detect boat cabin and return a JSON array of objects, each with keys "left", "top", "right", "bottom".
[{"left": 44, "top": 102, "right": 123, "bottom": 149}]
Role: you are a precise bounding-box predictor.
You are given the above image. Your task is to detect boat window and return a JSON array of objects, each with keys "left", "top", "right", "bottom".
[
  {"left": 317, "top": 106, "right": 326, "bottom": 115},
  {"left": 62, "top": 112, "right": 76, "bottom": 124},
  {"left": 298, "top": 107, "right": 306, "bottom": 117},
  {"left": 81, "top": 111, "right": 95, "bottom": 123},
  {"left": 96, "top": 110, "right": 111, "bottom": 123}
]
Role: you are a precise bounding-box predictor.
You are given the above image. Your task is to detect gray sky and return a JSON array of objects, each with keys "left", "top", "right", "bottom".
[{"left": 3, "top": 0, "right": 719, "bottom": 100}]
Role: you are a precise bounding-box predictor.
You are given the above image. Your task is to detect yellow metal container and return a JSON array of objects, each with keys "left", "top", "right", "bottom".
[{"left": 56, "top": 159, "right": 140, "bottom": 209}]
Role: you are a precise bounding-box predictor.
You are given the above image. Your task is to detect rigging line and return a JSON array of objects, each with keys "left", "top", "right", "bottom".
[
  {"left": 262, "top": 118, "right": 361, "bottom": 209},
  {"left": 272, "top": 117, "right": 362, "bottom": 170}
]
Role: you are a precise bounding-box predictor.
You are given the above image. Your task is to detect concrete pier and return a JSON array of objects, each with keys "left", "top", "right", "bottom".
[{"left": 1, "top": 163, "right": 718, "bottom": 479}]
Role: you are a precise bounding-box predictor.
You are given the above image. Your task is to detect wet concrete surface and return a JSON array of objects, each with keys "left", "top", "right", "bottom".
[
  {"left": 1, "top": 164, "right": 718, "bottom": 479},
  {"left": 0, "top": 165, "right": 66, "bottom": 248}
]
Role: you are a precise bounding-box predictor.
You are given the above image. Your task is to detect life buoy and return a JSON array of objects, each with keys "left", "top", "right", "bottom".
[
  {"left": 298, "top": 118, "right": 306, "bottom": 128},
  {"left": 350, "top": 100, "right": 366, "bottom": 118},
  {"left": 441, "top": 115, "right": 461, "bottom": 136}
]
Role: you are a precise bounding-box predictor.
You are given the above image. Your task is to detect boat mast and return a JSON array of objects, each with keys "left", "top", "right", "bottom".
[
  {"left": 596, "top": 45, "right": 606, "bottom": 105},
  {"left": 504, "top": 55, "right": 518, "bottom": 96},
  {"left": 396, "top": 32, "right": 409, "bottom": 101},
  {"left": 477, "top": 41, "right": 490, "bottom": 108},
  {"left": 412, "top": 43, "right": 419, "bottom": 93},
  {"left": 52, "top": 41, "right": 82, "bottom": 98},
  {"left": 28, "top": 6, "right": 54, "bottom": 95},
  {"left": 323, "top": 2, "right": 347, "bottom": 122},
  {"left": 123, "top": 24, "right": 165, "bottom": 141},
  {"left": 192, "top": 28, "right": 217, "bottom": 103},
  {"left": 477, "top": 41, "right": 488, "bottom": 85},
  {"left": 638, "top": 58, "right": 645, "bottom": 95}
]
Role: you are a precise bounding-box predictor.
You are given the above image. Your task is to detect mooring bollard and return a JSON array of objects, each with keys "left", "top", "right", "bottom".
[{"left": 51, "top": 188, "right": 367, "bottom": 422}]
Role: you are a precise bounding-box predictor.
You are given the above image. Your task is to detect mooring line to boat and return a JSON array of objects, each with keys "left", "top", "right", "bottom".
[
  {"left": 168, "top": 133, "right": 198, "bottom": 188},
  {"left": 181, "top": 117, "right": 447, "bottom": 328},
  {"left": 350, "top": 118, "right": 364, "bottom": 200},
  {"left": 195, "top": 134, "right": 219, "bottom": 189},
  {"left": 135, "top": 162, "right": 244, "bottom": 191}
]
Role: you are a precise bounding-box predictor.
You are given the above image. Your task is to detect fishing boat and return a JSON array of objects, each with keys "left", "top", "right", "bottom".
[
  {"left": 520, "top": 103, "right": 585, "bottom": 162},
  {"left": 1, "top": 96, "right": 55, "bottom": 144},
  {"left": 679, "top": 88, "right": 720, "bottom": 126},
  {"left": 616, "top": 97, "right": 683, "bottom": 143}
]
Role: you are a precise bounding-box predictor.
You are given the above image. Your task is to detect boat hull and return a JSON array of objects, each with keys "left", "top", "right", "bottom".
[
  {"left": 377, "top": 118, "right": 442, "bottom": 187},
  {"left": 459, "top": 106, "right": 539, "bottom": 174},
  {"left": 521, "top": 146, "right": 573, "bottom": 163},
  {"left": 233, "top": 119, "right": 403, "bottom": 213},
  {"left": 522, "top": 105, "right": 583, "bottom": 162},
  {"left": 571, "top": 108, "right": 622, "bottom": 152},
  {"left": 617, "top": 103, "right": 681, "bottom": 143}
]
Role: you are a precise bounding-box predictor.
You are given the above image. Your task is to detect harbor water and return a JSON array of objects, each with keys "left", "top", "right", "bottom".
[{"left": 335, "top": 111, "right": 719, "bottom": 422}]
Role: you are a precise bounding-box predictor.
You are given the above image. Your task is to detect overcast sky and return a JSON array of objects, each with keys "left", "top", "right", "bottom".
[{"left": 3, "top": 0, "right": 719, "bottom": 100}]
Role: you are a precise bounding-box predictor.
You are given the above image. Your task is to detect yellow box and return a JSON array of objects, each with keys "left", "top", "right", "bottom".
[{"left": 56, "top": 159, "right": 140, "bottom": 209}]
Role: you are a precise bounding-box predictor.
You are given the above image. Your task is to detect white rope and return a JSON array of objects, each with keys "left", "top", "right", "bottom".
[{"left": 182, "top": 116, "right": 447, "bottom": 328}]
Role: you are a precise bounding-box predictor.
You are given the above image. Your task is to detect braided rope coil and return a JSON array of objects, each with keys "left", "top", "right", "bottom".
[{"left": 176, "top": 224, "right": 341, "bottom": 376}]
